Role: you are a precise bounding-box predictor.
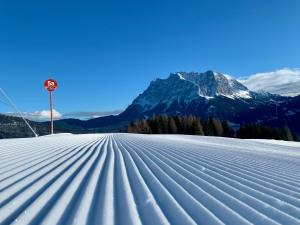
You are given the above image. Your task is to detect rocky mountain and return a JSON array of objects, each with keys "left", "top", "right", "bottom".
[
  {"left": 132, "top": 71, "right": 253, "bottom": 112},
  {"left": 2, "top": 70, "right": 300, "bottom": 138},
  {"left": 53, "top": 70, "right": 299, "bottom": 135},
  {"left": 122, "top": 71, "right": 279, "bottom": 118},
  {"left": 115, "top": 70, "right": 300, "bottom": 135}
]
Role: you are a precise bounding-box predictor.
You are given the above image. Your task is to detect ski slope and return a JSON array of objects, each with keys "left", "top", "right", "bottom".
[{"left": 0, "top": 133, "right": 300, "bottom": 225}]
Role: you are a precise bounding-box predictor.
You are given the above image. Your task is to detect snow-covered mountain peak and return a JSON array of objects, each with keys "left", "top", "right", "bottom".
[
  {"left": 132, "top": 70, "right": 253, "bottom": 111},
  {"left": 173, "top": 71, "right": 251, "bottom": 98}
]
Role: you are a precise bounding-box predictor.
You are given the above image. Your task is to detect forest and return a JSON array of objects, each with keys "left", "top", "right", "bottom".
[{"left": 127, "top": 115, "right": 297, "bottom": 141}]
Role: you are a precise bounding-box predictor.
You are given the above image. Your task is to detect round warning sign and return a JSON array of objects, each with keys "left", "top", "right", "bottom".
[{"left": 44, "top": 79, "right": 58, "bottom": 92}]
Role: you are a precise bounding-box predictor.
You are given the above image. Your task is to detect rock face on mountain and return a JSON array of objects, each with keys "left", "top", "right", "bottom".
[
  {"left": 123, "top": 71, "right": 276, "bottom": 119},
  {"left": 115, "top": 71, "right": 300, "bottom": 135},
  {"left": 132, "top": 71, "right": 252, "bottom": 112}
]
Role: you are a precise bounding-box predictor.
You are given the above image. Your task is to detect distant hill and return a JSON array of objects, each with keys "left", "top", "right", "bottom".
[
  {"left": 0, "top": 114, "right": 72, "bottom": 138},
  {"left": 0, "top": 114, "right": 46, "bottom": 138}
]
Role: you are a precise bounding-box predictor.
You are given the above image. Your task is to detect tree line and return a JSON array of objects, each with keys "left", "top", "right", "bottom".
[{"left": 127, "top": 115, "right": 297, "bottom": 141}]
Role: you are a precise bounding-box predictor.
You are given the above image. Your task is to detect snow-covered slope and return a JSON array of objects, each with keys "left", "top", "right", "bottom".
[{"left": 0, "top": 134, "right": 300, "bottom": 225}]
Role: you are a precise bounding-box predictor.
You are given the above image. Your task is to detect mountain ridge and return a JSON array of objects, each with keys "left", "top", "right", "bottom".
[
  {"left": 1, "top": 70, "right": 300, "bottom": 138},
  {"left": 115, "top": 71, "right": 300, "bottom": 135},
  {"left": 133, "top": 70, "right": 254, "bottom": 112}
]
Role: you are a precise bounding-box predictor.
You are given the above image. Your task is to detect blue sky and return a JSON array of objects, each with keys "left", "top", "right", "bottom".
[{"left": 0, "top": 0, "right": 299, "bottom": 119}]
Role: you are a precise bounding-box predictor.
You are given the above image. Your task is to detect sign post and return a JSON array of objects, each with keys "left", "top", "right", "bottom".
[{"left": 44, "top": 79, "right": 58, "bottom": 134}]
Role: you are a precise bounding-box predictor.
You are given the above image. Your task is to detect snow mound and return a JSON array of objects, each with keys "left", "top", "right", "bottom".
[{"left": 0, "top": 134, "right": 300, "bottom": 225}]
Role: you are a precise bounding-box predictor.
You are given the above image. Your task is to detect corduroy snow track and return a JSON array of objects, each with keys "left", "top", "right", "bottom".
[{"left": 0, "top": 133, "right": 300, "bottom": 225}]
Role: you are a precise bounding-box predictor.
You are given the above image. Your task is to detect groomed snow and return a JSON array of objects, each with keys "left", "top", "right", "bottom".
[{"left": 0, "top": 134, "right": 300, "bottom": 225}]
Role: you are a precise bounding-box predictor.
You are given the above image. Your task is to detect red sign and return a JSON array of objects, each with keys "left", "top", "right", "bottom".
[{"left": 44, "top": 79, "right": 58, "bottom": 92}]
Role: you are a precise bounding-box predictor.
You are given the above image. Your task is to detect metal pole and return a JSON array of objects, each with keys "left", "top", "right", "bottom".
[
  {"left": 0, "top": 88, "right": 38, "bottom": 137},
  {"left": 50, "top": 91, "right": 54, "bottom": 134}
]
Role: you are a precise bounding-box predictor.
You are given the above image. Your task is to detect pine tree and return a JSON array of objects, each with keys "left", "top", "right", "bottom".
[
  {"left": 192, "top": 119, "right": 204, "bottom": 135},
  {"left": 186, "top": 115, "right": 195, "bottom": 134},
  {"left": 284, "top": 126, "right": 294, "bottom": 141},
  {"left": 212, "top": 118, "right": 224, "bottom": 136},
  {"left": 160, "top": 115, "right": 169, "bottom": 134},
  {"left": 148, "top": 116, "right": 160, "bottom": 134},
  {"left": 127, "top": 122, "right": 137, "bottom": 133},
  {"left": 168, "top": 117, "right": 178, "bottom": 134},
  {"left": 205, "top": 118, "right": 216, "bottom": 136},
  {"left": 172, "top": 116, "right": 182, "bottom": 134},
  {"left": 140, "top": 120, "right": 152, "bottom": 134},
  {"left": 222, "top": 121, "right": 233, "bottom": 137}
]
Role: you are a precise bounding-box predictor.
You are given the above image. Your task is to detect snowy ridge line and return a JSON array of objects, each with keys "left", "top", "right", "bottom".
[{"left": 0, "top": 134, "right": 299, "bottom": 225}]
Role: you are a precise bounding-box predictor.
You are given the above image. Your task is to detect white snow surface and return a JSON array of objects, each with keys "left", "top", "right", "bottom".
[
  {"left": 177, "top": 73, "right": 186, "bottom": 80},
  {"left": 0, "top": 133, "right": 300, "bottom": 225}
]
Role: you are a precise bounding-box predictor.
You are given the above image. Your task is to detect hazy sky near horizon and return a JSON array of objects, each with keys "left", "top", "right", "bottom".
[{"left": 0, "top": 0, "right": 299, "bottom": 116}]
